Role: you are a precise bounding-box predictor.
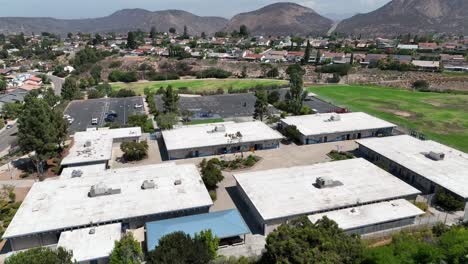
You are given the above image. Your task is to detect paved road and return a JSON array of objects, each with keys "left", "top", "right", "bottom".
[{"left": 0, "top": 125, "right": 18, "bottom": 155}]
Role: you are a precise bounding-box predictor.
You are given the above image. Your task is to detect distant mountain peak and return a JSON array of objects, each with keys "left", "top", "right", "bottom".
[{"left": 337, "top": 0, "right": 468, "bottom": 36}]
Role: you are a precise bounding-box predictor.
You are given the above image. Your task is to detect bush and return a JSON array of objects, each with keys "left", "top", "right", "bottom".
[
  {"left": 147, "top": 71, "right": 180, "bottom": 81},
  {"left": 412, "top": 80, "right": 430, "bottom": 91},
  {"left": 433, "top": 190, "right": 465, "bottom": 212},
  {"left": 127, "top": 114, "right": 154, "bottom": 133},
  {"left": 109, "top": 60, "right": 122, "bottom": 68},
  {"left": 87, "top": 89, "right": 105, "bottom": 99},
  {"left": 111, "top": 89, "right": 136, "bottom": 98},
  {"left": 120, "top": 141, "right": 149, "bottom": 161},
  {"left": 108, "top": 70, "right": 138, "bottom": 82},
  {"left": 414, "top": 201, "right": 428, "bottom": 212},
  {"left": 267, "top": 90, "right": 280, "bottom": 104},
  {"left": 196, "top": 68, "right": 232, "bottom": 79},
  {"left": 316, "top": 64, "right": 352, "bottom": 76},
  {"left": 243, "top": 155, "right": 258, "bottom": 167},
  {"left": 328, "top": 150, "right": 354, "bottom": 161},
  {"left": 209, "top": 190, "right": 217, "bottom": 201}
]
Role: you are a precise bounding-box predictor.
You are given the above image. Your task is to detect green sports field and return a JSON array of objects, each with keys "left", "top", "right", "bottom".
[
  {"left": 111, "top": 79, "right": 288, "bottom": 95},
  {"left": 308, "top": 85, "right": 468, "bottom": 152}
]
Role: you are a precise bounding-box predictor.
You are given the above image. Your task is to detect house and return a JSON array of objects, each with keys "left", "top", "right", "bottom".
[
  {"left": 397, "top": 44, "right": 418, "bottom": 50},
  {"left": 418, "top": 42, "right": 438, "bottom": 51},
  {"left": 391, "top": 55, "right": 412, "bottom": 64},
  {"left": 362, "top": 54, "right": 388, "bottom": 66},
  {"left": 412, "top": 60, "right": 440, "bottom": 71}
]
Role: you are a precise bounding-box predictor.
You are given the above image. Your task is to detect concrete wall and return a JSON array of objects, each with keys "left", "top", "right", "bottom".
[
  {"left": 345, "top": 217, "right": 417, "bottom": 236},
  {"left": 167, "top": 140, "right": 281, "bottom": 160},
  {"left": 300, "top": 127, "right": 394, "bottom": 145},
  {"left": 10, "top": 233, "right": 59, "bottom": 251}
]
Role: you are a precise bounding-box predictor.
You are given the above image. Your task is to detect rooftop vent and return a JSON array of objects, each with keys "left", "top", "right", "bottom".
[
  {"left": 89, "top": 228, "right": 95, "bottom": 235},
  {"left": 315, "top": 176, "right": 334, "bottom": 188},
  {"left": 208, "top": 124, "right": 226, "bottom": 133},
  {"left": 325, "top": 114, "right": 341, "bottom": 122},
  {"left": 141, "top": 180, "right": 156, "bottom": 190},
  {"left": 84, "top": 141, "right": 92, "bottom": 147},
  {"left": 88, "top": 183, "right": 121, "bottom": 198},
  {"left": 427, "top": 151, "right": 445, "bottom": 161},
  {"left": 71, "top": 170, "right": 83, "bottom": 178},
  {"left": 314, "top": 176, "right": 343, "bottom": 189},
  {"left": 174, "top": 179, "right": 182, "bottom": 186}
]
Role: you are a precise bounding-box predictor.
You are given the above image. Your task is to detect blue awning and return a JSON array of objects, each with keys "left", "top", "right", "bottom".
[{"left": 146, "top": 209, "right": 250, "bottom": 251}]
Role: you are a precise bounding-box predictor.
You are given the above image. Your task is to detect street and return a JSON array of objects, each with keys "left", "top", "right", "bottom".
[
  {"left": 0, "top": 124, "right": 18, "bottom": 156},
  {"left": 28, "top": 72, "right": 64, "bottom": 95}
]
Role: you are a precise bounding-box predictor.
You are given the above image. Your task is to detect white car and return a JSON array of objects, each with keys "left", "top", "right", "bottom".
[
  {"left": 91, "top": 118, "right": 98, "bottom": 125},
  {"left": 6, "top": 124, "right": 13, "bottom": 129},
  {"left": 63, "top": 114, "right": 71, "bottom": 119},
  {"left": 68, "top": 118, "right": 74, "bottom": 124},
  {"left": 134, "top": 104, "right": 143, "bottom": 109}
]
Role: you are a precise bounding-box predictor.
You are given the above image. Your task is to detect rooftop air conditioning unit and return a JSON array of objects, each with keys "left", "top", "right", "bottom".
[
  {"left": 316, "top": 176, "right": 334, "bottom": 189},
  {"left": 89, "top": 183, "right": 121, "bottom": 197},
  {"left": 174, "top": 179, "right": 182, "bottom": 186},
  {"left": 428, "top": 151, "right": 445, "bottom": 161},
  {"left": 89, "top": 228, "right": 95, "bottom": 235},
  {"left": 84, "top": 141, "right": 92, "bottom": 147},
  {"left": 141, "top": 180, "right": 156, "bottom": 190},
  {"left": 71, "top": 170, "right": 83, "bottom": 178}
]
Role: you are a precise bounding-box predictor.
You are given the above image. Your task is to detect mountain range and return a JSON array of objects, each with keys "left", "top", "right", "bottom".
[
  {"left": 337, "top": 0, "right": 468, "bottom": 36},
  {"left": 0, "top": 0, "right": 466, "bottom": 37}
]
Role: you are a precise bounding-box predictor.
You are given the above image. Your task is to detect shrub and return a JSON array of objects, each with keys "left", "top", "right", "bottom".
[
  {"left": 200, "top": 159, "right": 224, "bottom": 190},
  {"left": 147, "top": 71, "right": 180, "bottom": 81},
  {"left": 127, "top": 114, "right": 154, "bottom": 133},
  {"left": 109, "top": 60, "right": 122, "bottom": 68},
  {"left": 87, "top": 89, "right": 105, "bottom": 99},
  {"left": 196, "top": 68, "right": 232, "bottom": 79},
  {"left": 155, "top": 112, "right": 178, "bottom": 130},
  {"left": 111, "top": 89, "right": 136, "bottom": 98},
  {"left": 120, "top": 141, "right": 149, "bottom": 161},
  {"left": 316, "top": 64, "right": 352, "bottom": 76},
  {"left": 108, "top": 70, "right": 138, "bottom": 82},
  {"left": 209, "top": 190, "right": 217, "bottom": 201},
  {"left": 412, "top": 80, "right": 430, "bottom": 91},
  {"left": 328, "top": 150, "right": 354, "bottom": 161},
  {"left": 433, "top": 190, "right": 465, "bottom": 212},
  {"left": 243, "top": 155, "right": 258, "bottom": 167},
  {"left": 414, "top": 201, "right": 428, "bottom": 212},
  {"left": 267, "top": 90, "right": 280, "bottom": 104}
]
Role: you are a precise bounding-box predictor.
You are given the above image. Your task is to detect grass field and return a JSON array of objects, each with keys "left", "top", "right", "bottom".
[
  {"left": 184, "top": 118, "right": 225, "bottom": 125},
  {"left": 308, "top": 85, "right": 468, "bottom": 152},
  {"left": 111, "top": 79, "right": 288, "bottom": 95}
]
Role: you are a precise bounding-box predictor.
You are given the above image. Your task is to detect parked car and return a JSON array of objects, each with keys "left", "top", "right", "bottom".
[
  {"left": 91, "top": 118, "right": 98, "bottom": 125},
  {"left": 134, "top": 104, "right": 143, "bottom": 109},
  {"left": 5, "top": 124, "right": 13, "bottom": 129},
  {"left": 105, "top": 115, "right": 115, "bottom": 122}
]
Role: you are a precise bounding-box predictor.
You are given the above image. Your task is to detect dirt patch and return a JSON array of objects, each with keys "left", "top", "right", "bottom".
[
  {"left": 424, "top": 100, "right": 443, "bottom": 107},
  {"left": 379, "top": 108, "right": 413, "bottom": 117}
]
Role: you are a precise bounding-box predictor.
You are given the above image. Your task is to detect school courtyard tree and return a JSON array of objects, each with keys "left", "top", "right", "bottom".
[
  {"left": 109, "top": 233, "right": 143, "bottom": 264},
  {"left": 61, "top": 77, "right": 81, "bottom": 100},
  {"left": 162, "top": 85, "right": 180, "bottom": 113},
  {"left": 17, "top": 95, "right": 68, "bottom": 177},
  {"left": 5, "top": 247, "right": 73, "bottom": 264},
  {"left": 285, "top": 64, "right": 307, "bottom": 115},
  {"left": 253, "top": 90, "right": 269, "bottom": 121}
]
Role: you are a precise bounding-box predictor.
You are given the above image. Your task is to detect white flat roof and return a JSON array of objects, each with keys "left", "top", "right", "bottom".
[
  {"left": 281, "top": 112, "right": 396, "bottom": 137},
  {"left": 357, "top": 135, "right": 468, "bottom": 199},
  {"left": 308, "top": 199, "right": 424, "bottom": 231},
  {"left": 60, "top": 164, "right": 107, "bottom": 179},
  {"left": 3, "top": 164, "right": 213, "bottom": 239},
  {"left": 61, "top": 127, "right": 142, "bottom": 166},
  {"left": 58, "top": 223, "right": 121, "bottom": 262},
  {"left": 162, "top": 122, "right": 283, "bottom": 151},
  {"left": 234, "top": 158, "right": 420, "bottom": 221}
]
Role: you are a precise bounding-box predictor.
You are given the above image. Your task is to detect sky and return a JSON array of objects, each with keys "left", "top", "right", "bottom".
[{"left": 0, "top": 0, "right": 391, "bottom": 19}]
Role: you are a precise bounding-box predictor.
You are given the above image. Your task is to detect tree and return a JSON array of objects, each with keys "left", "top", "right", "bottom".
[
  {"left": 169, "top": 27, "right": 176, "bottom": 34},
  {"left": 1, "top": 102, "right": 23, "bottom": 119},
  {"left": 155, "top": 112, "right": 178, "bottom": 130},
  {"left": 61, "top": 77, "right": 81, "bottom": 100},
  {"left": 285, "top": 64, "right": 307, "bottom": 115},
  {"left": 0, "top": 79, "right": 8, "bottom": 93},
  {"left": 5, "top": 247, "right": 73, "bottom": 264},
  {"left": 253, "top": 90, "right": 268, "bottom": 121},
  {"left": 67, "top": 32, "right": 73, "bottom": 39},
  {"left": 150, "top": 26, "right": 157, "bottom": 39},
  {"left": 303, "top": 40, "right": 311, "bottom": 64},
  {"left": 93, "top": 33, "right": 103, "bottom": 45},
  {"left": 127, "top": 114, "right": 154, "bottom": 133},
  {"left": 267, "top": 90, "right": 280, "bottom": 105},
  {"left": 433, "top": 190, "right": 465, "bottom": 211},
  {"left": 127, "top": 31, "right": 137, "bottom": 50},
  {"left": 239, "top": 25, "right": 249, "bottom": 37},
  {"left": 120, "top": 141, "right": 149, "bottom": 161},
  {"left": 17, "top": 96, "right": 68, "bottom": 178},
  {"left": 262, "top": 216, "right": 364, "bottom": 264},
  {"left": 147, "top": 231, "right": 214, "bottom": 264},
  {"left": 200, "top": 158, "right": 224, "bottom": 190},
  {"left": 43, "top": 88, "right": 61, "bottom": 108},
  {"left": 194, "top": 230, "right": 219, "bottom": 259},
  {"left": 109, "top": 233, "right": 143, "bottom": 264},
  {"left": 182, "top": 25, "right": 189, "bottom": 39},
  {"left": 412, "top": 80, "right": 430, "bottom": 91},
  {"left": 162, "top": 85, "right": 180, "bottom": 113},
  {"left": 201, "top": 32, "right": 207, "bottom": 39}
]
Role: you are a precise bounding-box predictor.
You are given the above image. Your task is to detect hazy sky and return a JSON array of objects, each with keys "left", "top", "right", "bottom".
[{"left": 0, "top": 0, "right": 391, "bottom": 19}]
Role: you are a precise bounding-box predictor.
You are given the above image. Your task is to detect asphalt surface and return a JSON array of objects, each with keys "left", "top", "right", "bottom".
[
  {"left": 155, "top": 93, "right": 280, "bottom": 119},
  {"left": 0, "top": 125, "right": 18, "bottom": 154},
  {"left": 277, "top": 88, "right": 342, "bottom": 113},
  {"left": 64, "top": 97, "right": 145, "bottom": 133}
]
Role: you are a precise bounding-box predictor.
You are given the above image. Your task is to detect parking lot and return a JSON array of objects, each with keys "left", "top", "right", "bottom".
[
  {"left": 64, "top": 97, "right": 145, "bottom": 133},
  {"left": 277, "top": 88, "right": 342, "bottom": 113}
]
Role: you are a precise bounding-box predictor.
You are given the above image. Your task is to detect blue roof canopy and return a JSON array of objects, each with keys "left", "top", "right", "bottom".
[{"left": 146, "top": 209, "right": 250, "bottom": 251}]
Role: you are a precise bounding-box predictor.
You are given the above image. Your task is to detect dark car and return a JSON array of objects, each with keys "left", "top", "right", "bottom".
[{"left": 105, "top": 115, "right": 116, "bottom": 122}]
